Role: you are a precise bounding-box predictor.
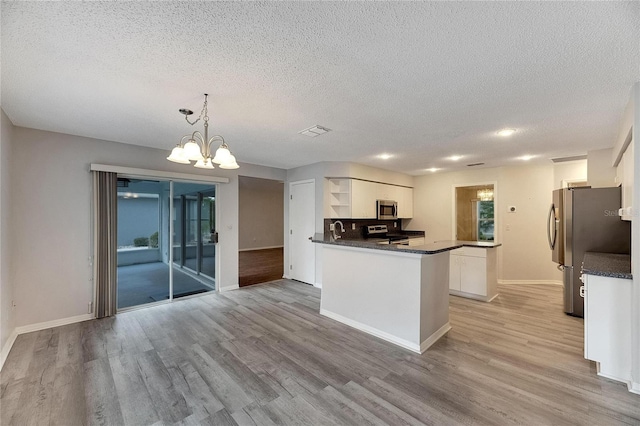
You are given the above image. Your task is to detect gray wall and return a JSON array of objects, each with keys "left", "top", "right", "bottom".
[
  {"left": 238, "top": 176, "right": 284, "bottom": 251},
  {"left": 1, "top": 109, "right": 15, "bottom": 358}
]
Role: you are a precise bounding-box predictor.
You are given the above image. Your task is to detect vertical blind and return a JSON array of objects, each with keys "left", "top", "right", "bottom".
[{"left": 93, "top": 171, "right": 118, "bottom": 318}]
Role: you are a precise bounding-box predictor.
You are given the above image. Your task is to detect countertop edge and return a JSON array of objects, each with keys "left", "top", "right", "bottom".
[
  {"left": 311, "top": 234, "right": 500, "bottom": 255},
  {"left": 582, "top": 252, "right": 632, "bottom": 280}
]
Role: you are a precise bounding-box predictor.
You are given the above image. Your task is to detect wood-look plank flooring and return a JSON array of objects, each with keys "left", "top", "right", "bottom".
[
  {"left": 2, "top": 281, "right": 639, "bottom": 425},
  {"left": 239, "top": 248, "right": 284, "bottom": 287}
]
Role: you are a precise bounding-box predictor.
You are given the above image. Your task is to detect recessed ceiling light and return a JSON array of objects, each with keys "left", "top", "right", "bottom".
[
  {"left": 426, "top": 167, "right": 440, "bottom": 173},
  {"left": 448, "top": 155, "right": 463, "bottom": 161},
  {"left": 518, "top": 155, "right": 535, "bottom": 161},
  {"left": 298, "top": 125, "right": 331, "bottom": 137},
  {"left": 497, "top": 128, "right": 516, "bottom": 137},
  {"left": 378, "top": 153, "right": 393, "bottom": 160}
]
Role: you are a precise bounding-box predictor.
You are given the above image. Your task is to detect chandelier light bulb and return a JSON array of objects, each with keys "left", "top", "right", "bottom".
[
  {"left": 212, "top": 144, "right": 231, "bottom": 164},
  {"left": 183, "top": 140, "right": 204, "bottom": 161},
  {"left": 167, "top": 146, "right": 190, "bottom": 164},
  {"left": 219, "top": 153, "right": 239, "bottom": 170}
]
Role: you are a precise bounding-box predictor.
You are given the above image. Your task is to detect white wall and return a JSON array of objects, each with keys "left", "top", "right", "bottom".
[
  {"left": 553, "top": 160, "right": 587, "bottom": 189},
  {"left": 1, "top": 109, "right": 15, "bottom": 362},
  {"left": 9, "top": 126, "right": 285, "bottom": 328},
  {"left": 238, "top": 176, "right": 284, "bottom": 250},
  {"left": 408, "top": 164, "right": 561, "bottom": 284},
  {"left": 587, "top": 148, "right": 617, "bottom": 188}
]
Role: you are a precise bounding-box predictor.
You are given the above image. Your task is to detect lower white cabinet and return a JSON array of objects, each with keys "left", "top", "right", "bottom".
[
  {"left": 583, "top": 273, "right": 632, "bottom": 384},
  {"left": 449, "top": 247, "right": 498, "bottom": 302}
]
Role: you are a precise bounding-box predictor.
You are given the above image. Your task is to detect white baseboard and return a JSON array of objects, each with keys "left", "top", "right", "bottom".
[
  {"left": 498, "top": 279, "right": 563, "bottom": 286},
  {"left": 420, "top": 322, "right": 452, "bottom": 353},
  {"left": 15, "top": 313, "right": 94, "bottom": 335},
  {"left": 238, "top": 245, "right": 284, "bottom": 252},
  {"left": 218, "top": 285, "right": 239, "bottom": 293},
  {"left": 1, "top": 313, "right": 94, "bottom": 372},
  {"left": 313, "top": 282, "right": 322, "bottom": 289},
  {"left": 449, "top": 290, "right": 499, "bottom": 302},
  {"left": 320, "top": 309, "right": 449, "bottom": 354},
  {"left": 630, "top": 381, "right": 640, "bottom": 395},
  {"left": 0, "top": 329, "right": 18, "bottom": 371},
  {"left": 321, "top": 309, "right": 421, "bottom": 353}
]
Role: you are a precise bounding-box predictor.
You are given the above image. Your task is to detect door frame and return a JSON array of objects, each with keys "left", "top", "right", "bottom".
[
  {"left": 288, "top": 179, "right": 316, "bottom": 285},
  {"left": 451, "top": 181, "right": 499, "bottom": 242}
]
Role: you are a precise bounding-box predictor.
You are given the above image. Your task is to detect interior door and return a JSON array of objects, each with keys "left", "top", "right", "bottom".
[{"left": 289, "top": 180, "right": 316, "bottom": 284}]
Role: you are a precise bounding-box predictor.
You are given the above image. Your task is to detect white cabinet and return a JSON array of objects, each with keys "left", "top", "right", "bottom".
[
  {"left": 397, "top": 186, "right": 413, "bottom": 219},
  {"left": 620, "top": 139, "right": 634, "bottom": 221},
  {"left": 449, "top": 247, "right": 498, "bottom": 302},
  {"left": 326, "top": 178, "right": 413, "bottom": 219},
  {"left": 583, "top": 273, "right": 632, "bottom": 384},
  {"left": 351, "top": 179, "right": 378, "bottom": 219}
]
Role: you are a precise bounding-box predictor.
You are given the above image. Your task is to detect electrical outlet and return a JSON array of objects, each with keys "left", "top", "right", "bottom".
[
  {"left": 329, "top": 223, "right": 335, "bottom": 231},
  {"left": 351, "top": 223, "right": 356, "bottom": 230}
]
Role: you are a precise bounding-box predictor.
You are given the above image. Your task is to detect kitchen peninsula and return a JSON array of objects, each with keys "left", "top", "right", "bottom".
[{"left": 311, "top": 234, "right": 500, "bottom": 353}]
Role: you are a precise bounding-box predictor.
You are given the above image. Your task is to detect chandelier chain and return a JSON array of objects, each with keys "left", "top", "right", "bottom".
[{"left": 185, "top": 94, "right": 209, "bottom": 126}]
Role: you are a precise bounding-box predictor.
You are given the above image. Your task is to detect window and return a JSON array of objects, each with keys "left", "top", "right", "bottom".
[{"left": 477, "top": 201, "right": 494, "bottom": 241}]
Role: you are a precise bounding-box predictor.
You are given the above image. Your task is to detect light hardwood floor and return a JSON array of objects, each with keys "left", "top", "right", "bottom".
[{"left": 1, "top": 281, "right": 639, "bottom": 425}]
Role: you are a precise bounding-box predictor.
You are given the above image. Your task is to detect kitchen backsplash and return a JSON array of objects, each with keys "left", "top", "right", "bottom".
[{"left": 323, "top": 218, "right": 402, "bottom": 239}]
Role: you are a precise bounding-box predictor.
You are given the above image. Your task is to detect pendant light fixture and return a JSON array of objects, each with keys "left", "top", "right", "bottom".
[{"left": 167, "top": 94, "right": 239, "bottom": 170}]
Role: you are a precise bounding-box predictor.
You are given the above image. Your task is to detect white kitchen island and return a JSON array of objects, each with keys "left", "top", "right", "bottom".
[{"left": 312, "top": 235, "right": 469, "bottom": 353}]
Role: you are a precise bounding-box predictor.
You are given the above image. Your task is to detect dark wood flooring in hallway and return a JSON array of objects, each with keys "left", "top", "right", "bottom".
[
  {"left": 239, "top": 248, "right": 284, "bottom": 287},
  {"left": 1, "top": 281, "right": 639, "bottom": 425}
]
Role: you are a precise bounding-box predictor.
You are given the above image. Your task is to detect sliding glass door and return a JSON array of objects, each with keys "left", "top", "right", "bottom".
[
  {"left": 172, "top": 182, "right": 216, "bottom": 299},
  {"left": 116, "top": 177, "right": 217, "bottom": 310}
]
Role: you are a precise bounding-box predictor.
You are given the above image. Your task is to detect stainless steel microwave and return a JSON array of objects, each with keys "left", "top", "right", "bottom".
[{"left": 377, "top": 199, "right": 398, "bottom": 220}]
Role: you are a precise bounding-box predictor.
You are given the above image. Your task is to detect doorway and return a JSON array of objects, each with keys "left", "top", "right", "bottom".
[
  {"left": 289, "top": 179, "right": 316, "bottom": 285},
  {"left": 238, "top": 176, "right": 285, "bottom": 286},
  {"left": 454, "top": 183, "right": 496, "bottom": 242}
]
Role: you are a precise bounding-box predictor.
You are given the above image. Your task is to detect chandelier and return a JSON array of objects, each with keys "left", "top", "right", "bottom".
[
  {"left": 477, "top": 188, "right": 494, "bottom": 201},
  {"left": 166, "top": 94, "right": 239, "bottom": 169}
]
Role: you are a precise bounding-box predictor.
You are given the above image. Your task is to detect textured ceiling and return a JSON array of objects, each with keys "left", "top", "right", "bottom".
[{"left": 2, "top": 1, "right": 639, "bottom": 174}]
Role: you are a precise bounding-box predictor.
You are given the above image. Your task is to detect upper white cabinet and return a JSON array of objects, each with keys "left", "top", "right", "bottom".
[
  {"left": 327, "top": 178, "right": 413, "bottom": 219},
  {"left": 621, "top": 140, "right": 634, "bottom": 221},
  {"left": 612, "top": 85, "right": 636, "bottom": 221},
  {"left": 397, "top": 186, "right": 414, "bottom": 219},
  {"left": 351, "top": 179, "right": 378, "bottom": 219}
]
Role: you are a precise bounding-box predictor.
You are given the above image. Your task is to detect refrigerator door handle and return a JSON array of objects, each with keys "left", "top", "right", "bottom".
[{"left": 547, "top": 203, "right": 557, "bottom": 250}]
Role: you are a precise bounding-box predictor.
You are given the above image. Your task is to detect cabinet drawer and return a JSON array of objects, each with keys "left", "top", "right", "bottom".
[{"left": 450, "top": 247, "right": 487, "bottom": 258}]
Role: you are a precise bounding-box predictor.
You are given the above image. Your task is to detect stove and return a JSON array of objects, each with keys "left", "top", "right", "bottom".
[{"left": 365, "top": 225, "right": 410, "bottom": 245}]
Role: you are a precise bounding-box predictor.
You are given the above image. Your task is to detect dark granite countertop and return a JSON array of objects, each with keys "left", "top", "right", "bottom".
[
  {"left": 582, "top": 252, "right": 632, "bottom": 279},
  {"left": 311, "top": 233, "right": 500, "bottom": 255}
]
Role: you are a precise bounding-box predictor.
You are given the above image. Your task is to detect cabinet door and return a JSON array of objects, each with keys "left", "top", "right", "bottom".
[
  {"left": 397, "top": 187, "right": 413, "bottom": 218},
  {"left": 622, "top": 140, "right": 633, "bottom": 220},
  {"left": 449, "top": 255, "right": 461, "bottom": 291},
  {"left": 351, "top": 179, "right": 377, "bottom": 218},
  {"left": 460, "top": 256, "right": 487, "bottom": 296}
]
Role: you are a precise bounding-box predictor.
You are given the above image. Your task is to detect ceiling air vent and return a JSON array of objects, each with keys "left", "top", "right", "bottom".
[
  {"left": 298, "top": 125, "right": 331, "bottom": 137},
  {"left": 467, "top": 162, "right": 485, "bottom": 167}
]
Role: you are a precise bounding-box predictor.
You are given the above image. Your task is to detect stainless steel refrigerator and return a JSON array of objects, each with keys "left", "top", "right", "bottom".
[{"left": 547, "top": 187, "right": 631, "bottom": 317}]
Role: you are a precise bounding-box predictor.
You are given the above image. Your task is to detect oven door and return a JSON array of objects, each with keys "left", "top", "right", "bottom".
[{"left": 377, "top": 200, "right": 397, "bottom": 220}]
